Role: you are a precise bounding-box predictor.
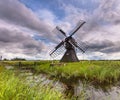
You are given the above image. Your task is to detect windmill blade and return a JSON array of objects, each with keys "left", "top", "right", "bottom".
[
  {"left": 77, "top": 41, "right": 89, "bottom": 52},
  {"left": 69, "top": 40, "right": 85, "bottom": 53},
  {"left": 50, "top": 46, "right": 65, "bottom": 58},
  {"left": 56, "top": 26, "right": 67, "bottom": 37},
  {"left": 76, "top": 44, "right": 85, "bottom": 53},
  {"left": 50, "top": 41, "right": 64, "bottom": 56},
  {"left": 74, "top": 35, "right": 89, "bottom": 51},
  {"left": 69, "top": 21, "right": 86, "bottom": 37}
]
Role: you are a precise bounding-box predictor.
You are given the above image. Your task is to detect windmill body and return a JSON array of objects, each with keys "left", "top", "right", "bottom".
[
  {"left": 60, "top": 46, "right": 79, "bottom": 62},
  {"left": 50, "top": 21, "right": 86, "bottom": 62},
  {"left": 60, "top": 37, "right": 79, "bottom": 62}
]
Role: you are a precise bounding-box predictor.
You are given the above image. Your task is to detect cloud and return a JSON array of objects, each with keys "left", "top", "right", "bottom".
[
  {"left": 96, "top": 0, "right": 120, "bottom": 24},
  {"left": 100, "top": 42, "right": 120, "bottom": 54},
  {"left": 0, "top": 0, "right": 60, "bottom": 43},
  {"left": 55, "top": 0, "right": 120, "bottom": 59},
  {"left": 87, "top": 40, "right": 114, "bottom": 51},
  {"left": 0, "top": 0, "right": 120, "bottom": 60},
  {"left": 85, "top": 40, "right": 120, "bottom": 54},
  {"left": 0, "top": 0, "right": 49, "bottom": 33},
  {"left": 0, "top": 0, "right": 61, "bottom": 59},
  {"left": 0, "top": 26, "right": 46, "bottom": 58},
  {"left": 59, "top": 0, "right": 120, "bottom": 33}
]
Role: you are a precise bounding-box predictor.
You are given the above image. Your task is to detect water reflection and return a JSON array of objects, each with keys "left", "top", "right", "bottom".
[{"left": 5, "top": 66, "right": 120, "bottom": 100}]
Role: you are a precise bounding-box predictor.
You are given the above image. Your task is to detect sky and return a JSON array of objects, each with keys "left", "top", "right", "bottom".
[{"left": 0, "top": 0, "right": 120, "bottom": 60}]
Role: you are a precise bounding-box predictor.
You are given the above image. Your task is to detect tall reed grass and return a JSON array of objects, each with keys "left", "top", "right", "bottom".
[
  {"left": 0, "top": 66, "right": 67, "bottom": 100},
  {"left": 34, "top": 61, "right": 120, "bottom": 84},
  {"left": 2, "top": 60, "right": 120, "bottom": 84}
]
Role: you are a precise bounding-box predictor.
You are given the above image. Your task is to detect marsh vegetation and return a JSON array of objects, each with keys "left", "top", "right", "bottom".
[
  {"left": 0, "top": 65, "right": 67, "bottom": 100},
  {"left": 1, "top": 60, "right": 120, "bottom": 99}
]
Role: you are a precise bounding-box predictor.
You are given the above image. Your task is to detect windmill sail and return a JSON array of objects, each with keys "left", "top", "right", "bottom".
[
  {"left": 69, "top": 39, "right": 85, "bottom": 53},
  {"left": 56, "top": 26, "right": 67, "bottom": 37},
  {"left": 50, "top": 41, "right": 64, "bottom": 57},
  {"left": 50, "top": 20, "right": 87, "bottom": 62},
  {"left": 50, "top": 46, "right": 65, "bottom": 58},
  {"left": 69, "top": 21, "right": 86, "bottom": 37},
  {"left": 77, "top": 41, "right": 88, "bottom": 52}
]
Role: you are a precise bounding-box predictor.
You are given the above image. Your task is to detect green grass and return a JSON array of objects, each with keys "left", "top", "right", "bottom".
[
  {"left": 33, "top": 60, "right": 120, "bottom": 85},
  {"left": 0, "top": 66, "right": 67, "bottom": 100},
  {"left": 1, "top": 60, "right": 120, "bottom": 85},
  {"left": 1, "top": 60, "right": 120, "bottom": 98}
]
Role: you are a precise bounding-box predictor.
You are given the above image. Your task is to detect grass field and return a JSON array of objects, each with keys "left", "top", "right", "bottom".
[
  {"left": 1, "top": 60, "right": 120, "bottom": 99},
  {"left": 0, "top": 65, "right": 68, "bottom": 100},
  {"left": 1, "top": 60, "right": 120, "bottom": 85},
  {"left": 1, "top": 61, "right": 120, "bottom": 83}
]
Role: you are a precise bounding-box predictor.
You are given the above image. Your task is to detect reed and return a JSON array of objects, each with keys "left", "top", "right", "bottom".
[
  {"left": 0, "top": 66, "right": 67, "bottom": 100},
  {"left": 34, "top": 61, "right": 120, "bottom": 84},
  {"left": 1, "top": 60, "right": 120, "bottom": 84}
]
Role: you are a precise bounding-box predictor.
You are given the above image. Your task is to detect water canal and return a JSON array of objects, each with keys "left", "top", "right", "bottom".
[{"left": 5, "top": 65, "right": 120, "bottom": 100}]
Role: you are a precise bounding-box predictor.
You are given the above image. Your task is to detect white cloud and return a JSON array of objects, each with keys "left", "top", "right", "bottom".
[
  {"left": 0, "top": 0, "right": 120, "bottom": 60},
  {"left": 50, "top": 0, "right": 120, "bottom": 60},
  {"left": 0, "top": 0, "right": 61, "bottom": 60}
]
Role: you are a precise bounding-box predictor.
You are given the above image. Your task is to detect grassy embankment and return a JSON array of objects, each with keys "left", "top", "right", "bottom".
[
  {"left": 2, "top": 60, "right": 120, "bottom": 85},
  {"left": 23, "top": 60, "right": 120, "bottom": 85},
  {"left": 0, "top": 65, "right": 67, "bottom": 100}
]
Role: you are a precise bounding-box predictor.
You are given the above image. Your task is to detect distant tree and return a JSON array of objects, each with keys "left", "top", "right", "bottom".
[
  {"left": 11, "top": 57, "right": 26, "bottom": 61},
  {"left": 3, "top": 58, "right": 9, "bottom": 61}
]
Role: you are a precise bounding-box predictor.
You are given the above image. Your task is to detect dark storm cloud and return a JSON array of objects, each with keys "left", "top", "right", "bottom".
[
  {"left": 86, "top": 40, "right": 120, "bottom": 54},
  {"left": 100, "top": 42, "right": 120, "bottom": 53},
  {"left": 0, "top": 0, "right": 61, "bottom": 59},
  {"left": 87, "top": 40, "right": 114, "bottom": 51},
  {"left": 0, "top": 27, "right": 27, "bottom": 43},
  {"left": 0, "top": 0, "right": 59, "bottom": 43},
  {"left": 22, "top": 39, "right": 43, "bottom": 55},
  {"left": 0, "top": 27, "right": 45, "bottom": 55},
  {"left": 0, "top": 0, "right": 50, "bottom": 33}
]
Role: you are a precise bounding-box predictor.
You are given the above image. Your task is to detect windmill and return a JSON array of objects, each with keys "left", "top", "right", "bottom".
[{"left": 50, "top": 20, "right": 86, "bottom": 62}]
